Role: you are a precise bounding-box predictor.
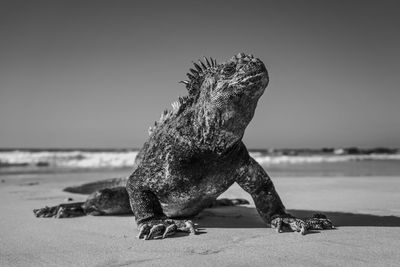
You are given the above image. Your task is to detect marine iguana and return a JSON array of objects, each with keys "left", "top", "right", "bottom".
[{"left": 34, "top": 53, "right": 334, "bottom": 239}]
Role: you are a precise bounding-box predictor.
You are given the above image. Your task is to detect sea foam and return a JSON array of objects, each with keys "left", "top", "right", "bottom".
[
  {"left": 251, "top": 153, "right": 400, "bottom": 165},
  {"left": 0, "top": 150, "right": 399, "bottom": 169},
  {"left": 0, "top": 150, "right": 138, "bottom": 168}
]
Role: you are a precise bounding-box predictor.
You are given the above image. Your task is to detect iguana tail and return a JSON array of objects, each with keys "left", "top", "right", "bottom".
[{"left": 63, "top": 177, "right": 128, "bottom": 194}]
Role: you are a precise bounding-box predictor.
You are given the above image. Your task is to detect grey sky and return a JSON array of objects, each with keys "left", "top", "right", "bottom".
[{"left": 0, "top": 0, "right": 399, "bottom": 149}]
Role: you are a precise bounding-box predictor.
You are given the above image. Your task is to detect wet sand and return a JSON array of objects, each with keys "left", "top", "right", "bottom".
[{"left": 1, "top": 171, "right": 400, "bottom": 266}]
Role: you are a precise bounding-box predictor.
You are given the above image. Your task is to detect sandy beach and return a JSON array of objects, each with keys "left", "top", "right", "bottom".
[{"left": 1, "top": 170, "right": 400, "bottom": 266}]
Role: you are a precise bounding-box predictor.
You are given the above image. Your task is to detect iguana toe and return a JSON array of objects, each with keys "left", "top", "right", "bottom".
[
  {"left": 162, "top": 224, "right": 178, "bottom": 238},
  {"left": 137, "top": 219, "right": 197, "bottom": 240},
  {"left": 146, "top": 224, "right": 166, "bottom": 240},
  {"left": 137, "top": 224, "right": 152, "bottom": 239}
]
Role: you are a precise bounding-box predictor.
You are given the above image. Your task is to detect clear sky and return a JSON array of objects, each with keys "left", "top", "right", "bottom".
[{"left": 1, "top": 0, "right": 399, "bottom": 149}]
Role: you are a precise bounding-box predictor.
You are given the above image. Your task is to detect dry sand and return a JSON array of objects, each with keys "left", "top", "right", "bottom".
[{"left": 1, "top": 171, "right": 400, "bottom": 266}]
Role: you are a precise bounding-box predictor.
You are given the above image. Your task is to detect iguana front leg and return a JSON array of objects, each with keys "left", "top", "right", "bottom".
[
  {"left": 126, "top": 176, "right": 195, "bottom": 240},
  {"left": 235, "top": 156, "right": 308, "bottom": 234}
]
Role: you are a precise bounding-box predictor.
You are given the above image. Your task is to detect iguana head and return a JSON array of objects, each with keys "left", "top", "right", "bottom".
[
  {"left": 183, "top": 53, "right": 269, "bottom": 150},
  {"left": 149, "top": 53, "right": 269, "bottom": 152}
]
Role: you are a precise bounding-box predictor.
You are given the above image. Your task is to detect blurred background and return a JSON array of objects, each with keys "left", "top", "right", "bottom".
[
  {"left": 1, "top": 0, "right": 399, "bottom": 149},
  {"left": 1, "top": 0, "right": 399, "bottom": 175}
]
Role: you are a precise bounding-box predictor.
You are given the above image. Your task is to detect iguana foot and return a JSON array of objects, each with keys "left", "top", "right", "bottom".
[
  {"left": 271, "top": 214, "right": 308, "bottom": 235},
  {"left": 271, "top": 213, "right": 335, "bottom": 235},
  {"left": 305, "top": 213, "right": 335, "bottom": 230},
  {"left": 33, "top": 202, "right": 85, "bottom": 218},
  {"left": 137, "top": 219, "right": 196, "bottom": 240}
]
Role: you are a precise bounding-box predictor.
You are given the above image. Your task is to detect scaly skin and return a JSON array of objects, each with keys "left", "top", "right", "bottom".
[{"left": 33, "top": 53, "right": 334, "bottom": 239}]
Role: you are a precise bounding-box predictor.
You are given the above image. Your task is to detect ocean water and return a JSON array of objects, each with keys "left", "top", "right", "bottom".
[{"left": 0, "top": 149, "right": 399, "bottom": 177}]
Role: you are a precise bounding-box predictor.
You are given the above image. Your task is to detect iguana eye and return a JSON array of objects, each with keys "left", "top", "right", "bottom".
[{"left": 222, "top": 66, "right": 235, "bottom": 76}]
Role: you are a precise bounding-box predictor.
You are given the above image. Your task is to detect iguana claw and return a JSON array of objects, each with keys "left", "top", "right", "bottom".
[{"left": 137, "top": 219, "right": 196, "bottom": 240}]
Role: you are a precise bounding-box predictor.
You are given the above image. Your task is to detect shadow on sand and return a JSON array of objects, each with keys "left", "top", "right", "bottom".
[{"left": 196, "top": 206, "right": 400, "bottom": 228}]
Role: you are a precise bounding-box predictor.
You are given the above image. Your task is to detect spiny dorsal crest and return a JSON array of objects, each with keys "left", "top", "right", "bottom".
[
  {"left": 171, "top": 95, "right": 189, "bottom": 113},
  {"left": 148, "top": 95, "right": 190, "bottom": 136},
  {"left": 149, "top": 57, "right": 218, "bottom": 136},
  {"left": 179, "top": 56, "right": 218, "bottom": 99}
]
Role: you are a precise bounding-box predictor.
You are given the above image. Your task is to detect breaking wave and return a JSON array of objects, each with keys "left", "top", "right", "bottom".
[
  {"left": 1, "top": 149, "right": 400, "bottom": 170},
  {"left": 250, "top": 152, "right": 400, "bottom": 165},
  {"left": 0, "top": 150, "right": 138, "bottom": 169},
  {"left": 0, "top": 149, "right": 399, "bottom": 169}
]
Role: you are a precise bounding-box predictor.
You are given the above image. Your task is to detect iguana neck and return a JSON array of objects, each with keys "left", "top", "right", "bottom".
[{"left": 188, "top": 96, "right": 257, "bottom": 153}]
